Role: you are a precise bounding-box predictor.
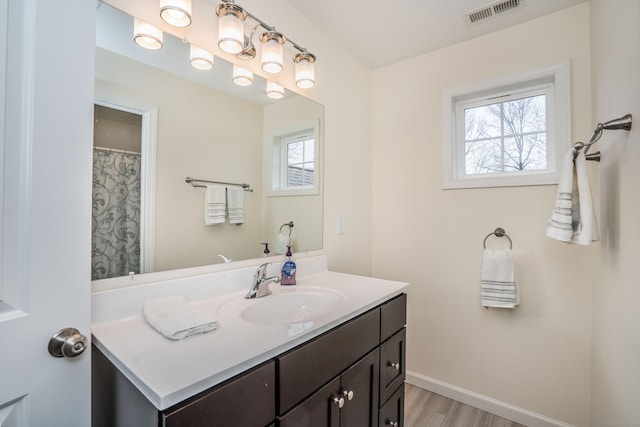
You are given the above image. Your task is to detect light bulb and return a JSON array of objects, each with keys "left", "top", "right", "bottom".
[
  {"left": 133, "top": 18, "right": 163, "bottom": 50},
  {"left": 266, "top": 80, "right": 284, "bottom": 99},
  {"left": 260, "top": 32, "right": 285, "bottom": 74},
  {"left": 190, "top": 45, "right": 214, "bottom": 70},
  {"left": 160, "top": 0, "right": 192, "bottom": 28},
  {"left": 294, "top": 52, "right": 316, "bottom": 89},
  {"left": 233, "top": 65, "right": 253, "bottom": 86},
  {"left": 216, "top": 4, "right": 246, "bottom": 54}
]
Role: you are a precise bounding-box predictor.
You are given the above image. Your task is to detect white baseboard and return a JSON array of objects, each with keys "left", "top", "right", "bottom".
[{"left": 406, "top": 371, "right": 575, "bottom": 427}]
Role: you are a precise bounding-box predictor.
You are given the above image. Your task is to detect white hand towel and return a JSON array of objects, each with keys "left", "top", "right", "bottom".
[
  {"left": 274, "top": 232, "right": 290, "bottom": 255},
  {"left": 545, "top": 149, "right": 599, "bottom": 245},
  {"left": 205, "top": 184, "right": 226, "bottom": 225},
  {"left": 227, "top": 186, "right": 244, "bottom": 225},
  {"left": 480, "top": 249, "right": 519, "bottom": 309},
  {"left": 143, "top": 296, "right": 218, "bottom": 340}
]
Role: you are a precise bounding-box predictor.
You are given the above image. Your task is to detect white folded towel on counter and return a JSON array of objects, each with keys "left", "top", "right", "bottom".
[
  {"left": 480, "top": 249, "right": 519, "bottom": 309},
  {"left": 227, "top": 186, "right": 244, "bottom": 225},
  {"left": 546, "top": 149, "right": 599, "bottom": 245},
  {"left": 143, "top": 296, "right": 218, "bottom": 340},
  {"left": 205, "top": 185, "right": 226, "bottom": 225}
]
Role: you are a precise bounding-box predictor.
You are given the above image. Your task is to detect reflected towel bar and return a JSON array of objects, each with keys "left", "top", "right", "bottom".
[{"left": 185, "top": 177, "right": 253, "bottom": 192}]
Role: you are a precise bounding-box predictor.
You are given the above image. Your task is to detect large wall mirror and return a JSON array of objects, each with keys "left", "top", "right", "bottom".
[{"left": 93, "top": 3, "right": 323, "bottom": 280}]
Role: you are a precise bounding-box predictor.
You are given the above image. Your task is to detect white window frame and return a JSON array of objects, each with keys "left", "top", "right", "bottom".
[
  {"left": 269, "top": 126, "right": 320, "bottom": 197},
  {"left": 442, "top": 61, "right": 571, "bottom": 189}
]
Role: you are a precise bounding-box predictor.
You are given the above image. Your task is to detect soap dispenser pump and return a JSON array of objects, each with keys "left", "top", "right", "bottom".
[
  {"left": 280, "top": 245, "right": 297, "bottom": 285},
  {"left": 261, "top": 242, "right": 270, "bottom": 257}
]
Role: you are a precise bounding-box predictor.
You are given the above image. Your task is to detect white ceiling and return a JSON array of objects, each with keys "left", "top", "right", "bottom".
[{"left": 283, "top": 0, "right": 587, "bottom": 69}]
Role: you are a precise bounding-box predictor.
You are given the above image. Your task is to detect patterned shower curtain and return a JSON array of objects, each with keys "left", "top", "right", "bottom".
[{"left": 91, "top": 150, "right": 141, "bottom": 280}]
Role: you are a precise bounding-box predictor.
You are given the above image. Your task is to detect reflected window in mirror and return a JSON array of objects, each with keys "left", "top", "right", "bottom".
[{"left": 270, "top": 128, "right": 319, "bottom": 196}]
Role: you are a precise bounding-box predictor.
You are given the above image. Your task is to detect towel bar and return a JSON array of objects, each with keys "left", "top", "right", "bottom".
[
  {"left": 573, "top": 114, "right": 632, "bottom": 162},
  {"left": 483, "top": 227, "right": 512, "bottom": 249},
  {"left": 185, "top": 177, "right": 253, "bottom": 192}
]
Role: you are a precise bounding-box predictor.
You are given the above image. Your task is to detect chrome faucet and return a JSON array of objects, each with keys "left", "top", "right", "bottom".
[{"left": 245, "top": 262, "right": 280, "bottom": 299}]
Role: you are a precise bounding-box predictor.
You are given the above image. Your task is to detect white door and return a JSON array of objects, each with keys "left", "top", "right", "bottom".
[{"left": 0, "top": 0, "right": 94, "bottom": 425}]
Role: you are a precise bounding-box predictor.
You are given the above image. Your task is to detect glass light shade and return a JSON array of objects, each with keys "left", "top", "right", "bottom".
[
  {"left": 160, "top": 0, "right": 192, "bottom": 27},
  {"left": 133, "top": 18, "right": 163, "bottom": 50},
  {"left": 261, "top": 36, "right": 284, "bottom": 74},
  {"left": 232, "top": 65, "right": 253, "bottom": 86},
  {"left": 266, "top": 81, "right": 284, "bottom": 99},
  {"left": 218, "top": 12, "right": 244, "bottom": 54},
  {"left": 190, "top": 45, "right": 214, "bottom": 70},
  {"left": 295, "top": 54, "right": 315, "bottom": 89}
]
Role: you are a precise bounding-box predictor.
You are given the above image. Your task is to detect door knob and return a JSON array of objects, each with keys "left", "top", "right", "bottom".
[
  {"left": 388, "top": 361, "right": 401, "bottom": 371},
  {"left": 332, "top": 395, "right": 345, "bottom": 408},
  {"left": 48, "top": 328, "right": 88, "bottom": 358}
]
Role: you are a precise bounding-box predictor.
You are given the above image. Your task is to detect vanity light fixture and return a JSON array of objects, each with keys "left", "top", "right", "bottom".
[
  {"left": 133, "top": 18, "right": 163, "bottom": 50},
  {"left": 190, "top": 45, "right": 214, "bottom": 70},
  {"left": 160, "top": 0, "right": 192, "bottom": 28},
  {"left": 215, "top": 1, "right": 317, "bottom": 85},
  {"left": 232, "top": 64, "right": 253, "bottom": 86},
  {"left": 266, "top": 80, "right": 284, "bottom": 99},
  {"left": 260, "top": 31, "right": 286, "bottom": 74},
  {"left": 216, "top": 2, "right": 247, "bottom": 54},
  {"left": 294, "top": 52, "right": 316, "bottom": 89}
]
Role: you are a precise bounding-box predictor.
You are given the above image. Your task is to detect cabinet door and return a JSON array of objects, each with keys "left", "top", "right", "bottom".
[
  {"left": 278, "top": 377, "right": 341, "bottom": 427},
  {"left": 379, "top": 328, "right": 406, "bottom": 405},
  {"left": 340, "top": 349, "right": 380, "bottom": 427},
  {"left": 378, "top": 385, "right": 404, "bottom": 427},
  {"left": 163, "top": 361, "right": 275, "bottom": 427}
]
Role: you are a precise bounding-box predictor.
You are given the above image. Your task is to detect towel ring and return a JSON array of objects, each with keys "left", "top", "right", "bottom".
[
  {"left": 483, "top": 227, "right": 513, "bottom": 249},
  {"left": 279, "top": 221, "right": 294, "bottom": 236}
]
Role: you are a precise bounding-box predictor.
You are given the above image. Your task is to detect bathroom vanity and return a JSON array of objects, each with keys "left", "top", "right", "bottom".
[{"left": 91, "top": 255, "right": 408, "bottom": 427}]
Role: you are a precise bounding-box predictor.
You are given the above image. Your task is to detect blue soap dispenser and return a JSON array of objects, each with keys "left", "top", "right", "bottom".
[{"left": 280, "top": 245, "right": 297, "bottom": 285}]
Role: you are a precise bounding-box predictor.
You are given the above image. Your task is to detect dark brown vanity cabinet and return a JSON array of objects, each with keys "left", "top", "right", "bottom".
[{"left": 92, "top": 293, "right": 407, "bottom": 427}]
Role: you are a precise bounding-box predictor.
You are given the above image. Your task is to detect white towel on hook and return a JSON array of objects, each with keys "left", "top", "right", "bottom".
[
  {"left": 205, "top": 184, "right": 226, "bottom": 225},
  {"left": 227, "top": 186, "right": 244, "bottom": 225},
  {"left": 143, "top": 296, "right": 218, "bottom": 340},
  {"left": 480, "top": 249, "right": 519, "bottom": 309},
  {"left": 545, "top": 149, "right": 599, "bottom": 245}
]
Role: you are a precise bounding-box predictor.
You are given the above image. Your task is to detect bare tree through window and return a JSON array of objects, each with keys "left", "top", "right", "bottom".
[{"left": 464, "top": 94, "right": 547, "bottom": 175}]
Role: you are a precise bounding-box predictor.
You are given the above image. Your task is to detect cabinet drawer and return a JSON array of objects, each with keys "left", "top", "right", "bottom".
[
  {"left": 162, "top": 361, "right": 275, "bottom": 427},
  {"left": 378, "top": 384, "right": 404, "bottom": 427},
  {"left": 380, "top": 293, "right": 406, "bottom": 343},
  {"left": 379, "top": 328, "right": 406, "bottom": 406},
  {"left": 278, "top": 308, "right": 381, "bottom": 414}
]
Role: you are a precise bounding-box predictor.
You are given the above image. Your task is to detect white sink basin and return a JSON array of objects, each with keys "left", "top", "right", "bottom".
[{"left": 218, "top": 286, "right": 347, "bottom": 326}]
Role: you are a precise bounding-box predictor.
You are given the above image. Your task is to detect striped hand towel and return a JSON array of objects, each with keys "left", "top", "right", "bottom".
[
  {"left": 481, "top": 249, "right": 519, "bottom": 309},
  {"left": 545, "top": 149, "right": 599, "bottom": 245},
  {"left": 205, "top": 184, "right": 226, "bottom": 225},
  {"left": 227, "top": 186, "right": 244, "bottom": 225}
]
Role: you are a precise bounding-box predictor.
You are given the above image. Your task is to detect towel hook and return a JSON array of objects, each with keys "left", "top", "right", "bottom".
[{"left": 483, "top": 227, "right": 513, "bottom": 249}]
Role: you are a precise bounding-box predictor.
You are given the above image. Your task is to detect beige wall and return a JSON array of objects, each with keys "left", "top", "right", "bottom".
[
  {"left": 372, "top": 4, "right": 593, "bottom": 426},
  {"left": 590, "top": 1, "right": 640, "bottom": 425}
]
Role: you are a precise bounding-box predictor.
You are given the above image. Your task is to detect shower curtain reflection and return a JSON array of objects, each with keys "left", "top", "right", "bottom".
[{"left": 91, "top": 149, "right": 141, "bottom": 279}]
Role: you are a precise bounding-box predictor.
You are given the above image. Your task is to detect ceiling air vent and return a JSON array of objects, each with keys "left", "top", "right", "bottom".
[{"left": 465, "top": 0, "right": 523, "bottom": 24}]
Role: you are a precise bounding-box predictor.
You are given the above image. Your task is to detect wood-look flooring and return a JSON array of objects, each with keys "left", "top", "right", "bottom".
[{"left": 404, "top": 384, "right": 527, "bottom": 427}]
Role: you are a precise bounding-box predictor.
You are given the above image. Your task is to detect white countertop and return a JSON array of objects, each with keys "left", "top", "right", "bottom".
[{"left": 91, "top": 255, "right": 408, "bottom": 410}]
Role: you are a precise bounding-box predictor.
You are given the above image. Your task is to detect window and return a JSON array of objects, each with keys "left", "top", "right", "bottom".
[
  {"left": 442, "top": 61, "right": 570, "bottom": 189},
  {"left": 285, "top": 133, "right": 315, "bottom": 188},
  {"left": 270, "top": 128, "right": 319, "bottom": 196}
]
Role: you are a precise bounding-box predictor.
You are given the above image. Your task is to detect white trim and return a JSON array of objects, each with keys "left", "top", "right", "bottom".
[
  {"left": 93, "top": 99, "right": 157, "bottom": 274},
  {"left": 406, "top": 371, "right": 575, "bottom": 427},
  {"left": 442, "top": 60, "right": 571, "bottom": 189}
]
